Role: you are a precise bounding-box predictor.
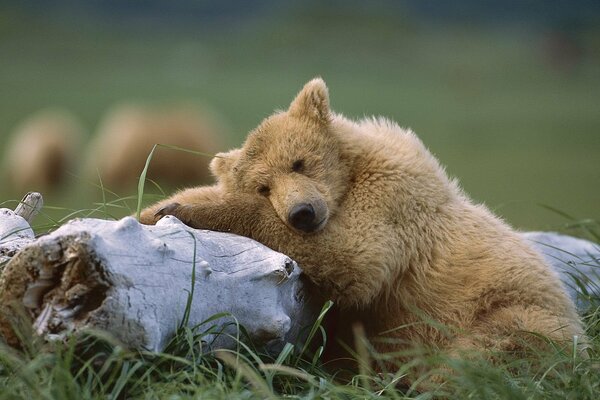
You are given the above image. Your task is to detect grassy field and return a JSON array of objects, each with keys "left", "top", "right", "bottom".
[{"left": 0, "top": 7, "right": 599, "bottom": 231}]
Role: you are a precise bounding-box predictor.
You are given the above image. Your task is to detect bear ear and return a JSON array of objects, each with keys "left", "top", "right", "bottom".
[
  {"left": 210, "top": 148, "right": 242, "bottom": 179},
  {"left": 288, "top": 77, "right": 330, "bottom": 125}
]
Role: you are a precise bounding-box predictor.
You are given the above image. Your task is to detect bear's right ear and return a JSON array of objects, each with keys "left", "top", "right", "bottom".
[
  {"left": 210, "top": 148, "right": 242, "bottom": 179},
  {"left": 288, "top": 77, "right": 330, "bottom": 126}
]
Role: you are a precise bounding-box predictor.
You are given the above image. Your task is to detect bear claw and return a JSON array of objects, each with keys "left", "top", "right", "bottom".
[{"left": 155, "top": 202, "right": 181, "bottom": 218}]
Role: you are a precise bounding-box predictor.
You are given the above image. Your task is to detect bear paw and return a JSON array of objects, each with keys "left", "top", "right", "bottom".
[{"left": 154, "top": 202, "right": 182, "bottom": 219}]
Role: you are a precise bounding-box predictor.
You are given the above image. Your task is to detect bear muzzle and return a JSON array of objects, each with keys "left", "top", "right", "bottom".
[{"left": 288, "top": 202, "right": 327, "bottom": 233}]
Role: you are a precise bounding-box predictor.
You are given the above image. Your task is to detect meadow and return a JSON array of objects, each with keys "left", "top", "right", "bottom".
[{"left": 0, "top": 5, "right": 599, "bottom": 399}]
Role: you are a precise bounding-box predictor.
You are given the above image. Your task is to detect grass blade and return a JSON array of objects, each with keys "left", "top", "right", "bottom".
[{"left": 135, "top": 144, "right": 158, "bottom": 220}]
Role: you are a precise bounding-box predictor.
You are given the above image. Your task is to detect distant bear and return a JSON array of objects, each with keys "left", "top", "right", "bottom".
[
  {"left": 85, "top": 103, "right": 226, "bottom": 192},
  {"left": 3, "top": 108, "right": 84, "bottom": 194},
  {"left": 140, "top": 79, "right": 583, "bottom": 377}
]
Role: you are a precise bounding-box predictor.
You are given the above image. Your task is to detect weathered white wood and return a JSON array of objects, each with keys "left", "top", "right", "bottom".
[
  {"left": 0, "top": 209, "right": 35, "bottom": 265},
  {"left": 0, "top": 192, "right": 43, "bottom": 264},
  {"left": 14, "top": 192, "right": 44, "bottom": 224},
  {"left": 0, "top": 216, "right": 318, "bottom": 352},
  {"left": 522, "top": 231, "right": 600, "bottom": 309}
]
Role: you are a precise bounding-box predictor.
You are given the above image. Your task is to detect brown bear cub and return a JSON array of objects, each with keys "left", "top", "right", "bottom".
[{"left": 140, "top": 78, "right": 583, "bottom": 377}]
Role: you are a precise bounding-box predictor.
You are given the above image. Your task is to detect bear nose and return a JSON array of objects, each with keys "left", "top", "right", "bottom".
[{"left": 288, "top": 203, "right": 317, "bottom": 232}]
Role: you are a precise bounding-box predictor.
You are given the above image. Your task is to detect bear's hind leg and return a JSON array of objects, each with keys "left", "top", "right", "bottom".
[{"left": 451, "top": 304, "right": 584, "bottom": 360}]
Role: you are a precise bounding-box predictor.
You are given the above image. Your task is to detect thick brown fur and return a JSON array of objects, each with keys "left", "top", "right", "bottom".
[
  {"left": 3, "top": 108, "right": 84, "bottom": 194},
  {"left": 140, "top": 79, "right": 583, "bottom": 374},
  {"left": 85, "top": 103, "right": 226, "bottom": 191}
]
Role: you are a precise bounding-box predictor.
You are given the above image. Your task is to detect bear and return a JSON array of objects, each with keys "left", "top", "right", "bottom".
[
  {"left": 85, "top": 103, "right": 226, "bottom": 192},
  {"left": 3, "top": 108, "right": 84, "bottom": 194},
  {"left": 140, "top": 78, "right": 584, "bottom": 380}
]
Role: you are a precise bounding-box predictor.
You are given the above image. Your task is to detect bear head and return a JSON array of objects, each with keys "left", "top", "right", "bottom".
[{"left": 210, "top": 78, "right": 350, "bottom": 234}]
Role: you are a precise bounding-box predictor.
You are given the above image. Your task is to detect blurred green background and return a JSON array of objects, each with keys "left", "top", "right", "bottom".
[{"left": 0, "top": 0, "right": 598, "bottom": 231}]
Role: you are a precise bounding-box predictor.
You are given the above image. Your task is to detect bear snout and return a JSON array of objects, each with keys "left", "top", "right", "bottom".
[{"left": 288, "top": 203, "right": 324, "bottom": 233}]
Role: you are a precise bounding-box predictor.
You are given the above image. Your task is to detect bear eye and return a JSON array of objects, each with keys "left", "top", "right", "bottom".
[
  {"left": 257, "top": 185, "right": 270, "bottom": 196},
  {"left": 292, "top": 159, "right": 304, "bottom": 172}
]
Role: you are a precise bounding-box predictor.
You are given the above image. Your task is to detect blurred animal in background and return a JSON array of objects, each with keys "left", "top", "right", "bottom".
[
  {"left": 3, "top": 108, "right": 84, "bottom": 194},
  {"left": 84, "top": 103, "right": 226, "bottom": 192}
]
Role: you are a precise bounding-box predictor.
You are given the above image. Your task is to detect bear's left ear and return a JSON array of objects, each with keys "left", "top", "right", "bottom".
[
  {"left": 288, "top": 77, "right": 330, "bottom": 125},
  {"left": 210, "top": 148, "right": 242, "bottom": 179}
]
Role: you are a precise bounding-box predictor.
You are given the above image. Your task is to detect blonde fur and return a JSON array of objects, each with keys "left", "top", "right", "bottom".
[
  {"left": 3, "top": 108, "right": 84, "bottom": 194},
  {"left": 85, "top": 103, "right": 226, "bottom": 191},
  {"left": 140, "top": 78, "right": 583, "bottom": 374}
]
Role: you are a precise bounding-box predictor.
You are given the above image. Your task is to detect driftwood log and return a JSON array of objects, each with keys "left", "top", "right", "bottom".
[
  {"left": 0, "top": 213, "right": 320, "bottom": 352},
  {"left": 0, "top": 194, "right": 598, "bottom": 353},
  {"left": 523, "top": 231, "right": 600, "bottom": 309},
  {"left": 0, "top": 192, "right": 42, "bottom": 265}
]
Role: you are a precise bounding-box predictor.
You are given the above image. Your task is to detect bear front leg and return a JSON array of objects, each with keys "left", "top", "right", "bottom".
[
  {"left": 138, "top": 185, "right": 272, "bottom": 238},
  {"left": 139, "top": 185, "right": 228, "bottom": 226},
  {"left": 138, "top": 186, "right": 212, "bottom": 225},
  {"left": 305, "top": 259, "right": 391, "bottom": 309},
  {"left": 293, "top": 228, "right": 396, "bottom": 310}
]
